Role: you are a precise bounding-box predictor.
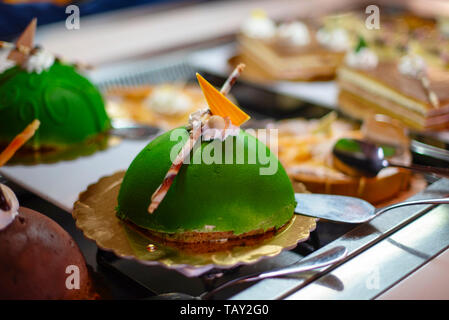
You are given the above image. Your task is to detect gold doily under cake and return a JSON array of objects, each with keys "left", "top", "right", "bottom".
[{"left": 73, "top": 171, "right": 316, "bottom": 276}]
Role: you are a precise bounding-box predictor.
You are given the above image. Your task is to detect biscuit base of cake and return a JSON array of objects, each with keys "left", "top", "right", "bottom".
[{"left": 124, "top": 218, "right": 293, "bottom": 254}]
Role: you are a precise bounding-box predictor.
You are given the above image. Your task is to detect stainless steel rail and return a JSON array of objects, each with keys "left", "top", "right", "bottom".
[{"left": 232, "top": 179, "right": 449, "bottom": 299}]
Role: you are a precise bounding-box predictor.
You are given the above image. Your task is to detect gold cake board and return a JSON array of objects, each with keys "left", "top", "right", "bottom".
[{"left": 73, "top": 171, "right": 316, "bottom": 277}]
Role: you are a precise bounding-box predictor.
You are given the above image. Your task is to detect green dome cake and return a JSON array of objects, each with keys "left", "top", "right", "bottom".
[
  {"left": 0, "top": 19, "right": 110, "bottom": 151},
  {"left": 117, "top": 128, "right": 295, "bottom": 239},
  {"left": 116, "top": 72, "right": 296, "bottom": 249},
  {"left": 0, "top": 62, "right": 110, "bottom": 150}
]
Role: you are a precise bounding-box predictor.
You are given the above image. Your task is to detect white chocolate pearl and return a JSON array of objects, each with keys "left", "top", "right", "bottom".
[{"left": 207, "top": 115, "right": 226, "bottom": 129}]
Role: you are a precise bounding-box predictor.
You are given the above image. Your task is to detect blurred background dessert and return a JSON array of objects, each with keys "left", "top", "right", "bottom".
[
  {"left": 258, "top": 113, "right": 418, "bottom": 205},
  {"left": 105, "top": 83, "right": 207, "bottom": 130},
  {"left": 0, "top": 19, "right": 111, "bottom": 156},
  {"left": 232, "top": 10, "right": 349, "bottom": 81}
]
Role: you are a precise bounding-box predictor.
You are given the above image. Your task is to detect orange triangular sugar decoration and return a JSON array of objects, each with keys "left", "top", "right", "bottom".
[
  {"left": 8, "top": 18, "right": 37, "bottom": 65},
  {"left": 196, "top": 73, "right": 250, "bottom": 126}
]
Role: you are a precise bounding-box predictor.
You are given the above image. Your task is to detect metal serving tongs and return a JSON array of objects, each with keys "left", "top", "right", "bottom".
[{"left": 148, "top": 245, "right": 348, "bottom": 300}]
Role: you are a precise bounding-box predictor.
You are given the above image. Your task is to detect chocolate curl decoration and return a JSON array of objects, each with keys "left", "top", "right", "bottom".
[
  {"left": 221, "top": 117, "right": 231, "bottom": 140},
  {"left": 147, "top": 64, "right": 246, "bottom": 214},
  {"left": 404, "top": 47, "right": 440, "bottom": 109},
  {"left": 220, "top": 63, "right": 245, "bottom": 95},
  {"left": 418, "top": 71, "right": 440, "bottom": 109},
  {"left": 147, "top": 120, "right": 202, "bottom": 213},
  {"left": 8, "top": 18, "right": 37, "bottom": 66},
  {"left": 0, "top": 119, "right": 40, "bottom": 167}
]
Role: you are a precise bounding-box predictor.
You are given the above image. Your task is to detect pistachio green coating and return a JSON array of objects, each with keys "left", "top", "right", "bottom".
[
  {"left": 0, "top": 62, "right": 110, "bottom": 149},
  {"left": 116, "top": 128, "right": 296, "bottom": 235}
]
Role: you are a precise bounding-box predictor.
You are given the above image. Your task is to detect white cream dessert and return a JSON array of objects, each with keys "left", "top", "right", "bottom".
[
  {"left": 105, "top": 83, "right": 207, "bottom": 131},
  {"left": 240, "top": 9, "right": 276, "bottom": 39},
  {"left": 145, "top": 85, "right": 193, "bottom": 116}
]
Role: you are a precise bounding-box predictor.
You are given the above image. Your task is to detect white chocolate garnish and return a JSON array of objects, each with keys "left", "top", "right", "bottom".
[
  {"left": 0, "top": 184, "right": 19, "bottom": 230},
  {"left": 345, "top": 47, "right": 378, "bottom": 70},
  {"left": 241, "top": 10, "right": 276, "bottom": 39},
  {"left": 277, "top": 21, "right": 310, "bottom": 46},
  {"left": 202, "top": 115, "right": 240, "bottom": 141},
  {"left": 145, "top": 85, "right": 192, "bottom": 116},
  {"left": 25, "top": 48, "right": 55, "bottom": 74},
  {"left": 0, "top": 44, "right": 15, "bottom": 73},
  {"left": 398, "top": 53, "right": 427, "bottom": 78},
  {"left": 316, "top": 28, "right": 350, "bottom": 51}
]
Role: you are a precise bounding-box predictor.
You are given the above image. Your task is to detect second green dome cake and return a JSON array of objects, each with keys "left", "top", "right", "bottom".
[
  {"left": 0, "top": 18, "right": 110, "bottom": 152},
  {"left": 0, "top": 61, "right": 111, "bottom": 150}
]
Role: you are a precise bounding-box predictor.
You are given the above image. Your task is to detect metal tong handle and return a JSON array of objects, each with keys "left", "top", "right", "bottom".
[
  {"left": 200, "top": 246, "right": 348, "bottom": 300},
  {"left": 375, "top": 197, "right": 449, "bottom": 218}
]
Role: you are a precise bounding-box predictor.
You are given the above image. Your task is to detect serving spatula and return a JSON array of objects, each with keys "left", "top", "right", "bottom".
[{"left": 294, "top": 193, "right": 449, "bottom": 223}]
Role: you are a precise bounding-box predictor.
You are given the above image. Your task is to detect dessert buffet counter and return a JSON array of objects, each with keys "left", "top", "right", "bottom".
[
  {"left": 1, "top": 52, "right": 448, "bottom": 299},
  {"left": 2, "top": 0, "right": 449, "bottom": 301}
]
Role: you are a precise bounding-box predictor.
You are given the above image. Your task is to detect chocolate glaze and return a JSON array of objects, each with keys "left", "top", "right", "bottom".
[
  {"left": 0, "top": 186, "right": 11, "bottom": 211},
  {"left": 0, "top": 207, "right": 96, "bottom": 299}
]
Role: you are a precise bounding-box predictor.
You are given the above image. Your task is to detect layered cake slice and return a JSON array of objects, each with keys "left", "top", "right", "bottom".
[
  {"left": 338, "top": 40, "right": 449, "bottom": 131},
  {"left": 235, "top": 10, "right": 351, "bottom": 81}
]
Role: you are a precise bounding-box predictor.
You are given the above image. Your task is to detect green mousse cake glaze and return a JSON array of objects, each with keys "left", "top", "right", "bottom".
[
  {"left": 117, "top": 127, "right": 296, "bottom": 236},
  {"left": 0, "top": 61, "right": 110, "bottom": 149}
]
